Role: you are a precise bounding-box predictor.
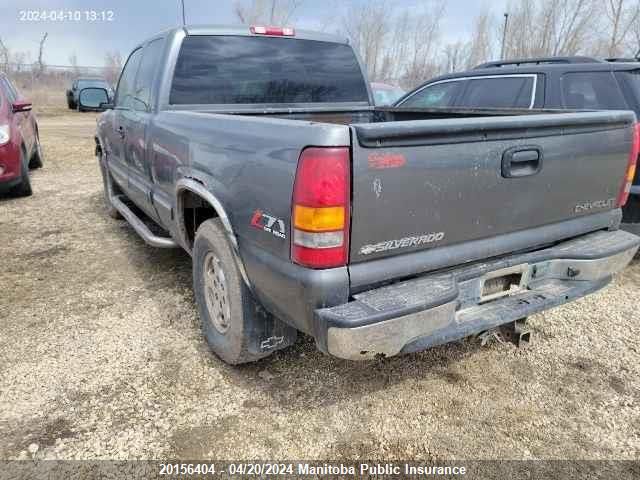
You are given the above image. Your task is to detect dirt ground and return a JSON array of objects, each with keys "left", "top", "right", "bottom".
[{"left": 1, "top": 111, "right": 639, "bottom": 461}]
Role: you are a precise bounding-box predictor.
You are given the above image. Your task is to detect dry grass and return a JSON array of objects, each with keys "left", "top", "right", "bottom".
[
  {"left": 9, "top": 74, "right": 74, "bottom": 117},
  {"left": 0, "top": 109, "right": 639, "bottom": 462}
]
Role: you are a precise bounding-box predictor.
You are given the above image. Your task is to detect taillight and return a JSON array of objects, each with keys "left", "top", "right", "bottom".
[
  {"left": 292, "top": 147, "right": 350, "bottom": 269},
  {"left": 618, "top": 123, "right": 640, "bottom": 207},
  {"left": 250, "top": 26, "right": 295, "bottom": 36}
]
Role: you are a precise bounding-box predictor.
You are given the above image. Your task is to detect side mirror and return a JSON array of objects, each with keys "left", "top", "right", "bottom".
[
  {"left": 78, "top": 87, "right": 111, "bottom": 111},
  {"left": 12, "top": 100, "right": 32, "bottom": 113}
]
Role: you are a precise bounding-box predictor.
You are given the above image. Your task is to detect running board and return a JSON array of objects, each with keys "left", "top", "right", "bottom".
[{"left": 111, "top": 195, "right": 178, "bottom": 248}]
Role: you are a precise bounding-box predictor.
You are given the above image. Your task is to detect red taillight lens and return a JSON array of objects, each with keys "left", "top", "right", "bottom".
[
  {"left": 618, "top": 123, "right": 640, "bottom": 207},
  {"left": 292, "top": 147, "right": 350, "bottom": 269},
  {"left": 250, "top": 26, "right": 295, "bottom": 36}
]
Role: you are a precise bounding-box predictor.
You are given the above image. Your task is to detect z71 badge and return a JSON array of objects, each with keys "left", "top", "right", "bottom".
[{"left": 250, "top": 209, "right": 286, "bottom": 239}]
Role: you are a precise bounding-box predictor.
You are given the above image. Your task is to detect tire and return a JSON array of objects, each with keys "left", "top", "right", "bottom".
[
  {"left": 193, "top": 219, "right": 296, "bottom": 364},
  {"left": 13, "top": 149, "right": 32, "bottom": 197},
  {"left": 29, "top": 135, "right": 44, "bottom": 169},
  {"left": 98, "top": 154, "right": 122, "bottom": 219}
]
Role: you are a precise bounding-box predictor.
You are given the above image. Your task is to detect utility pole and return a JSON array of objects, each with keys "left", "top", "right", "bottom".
[
  {"left": 500, "top": 13, "right": 509, "bottom": 60},
  {"left": 180, "top": 0, "right": 186, "bottom": 26}
]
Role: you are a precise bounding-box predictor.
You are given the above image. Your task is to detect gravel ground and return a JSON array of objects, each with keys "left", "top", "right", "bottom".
[{"left": 1, "top": 112, "right": 639, "bottom": 461}]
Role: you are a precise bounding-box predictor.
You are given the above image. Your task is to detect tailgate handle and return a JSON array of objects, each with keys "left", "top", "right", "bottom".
[{"left": 502, "top": 146, "right": 542, "bottom": 178}]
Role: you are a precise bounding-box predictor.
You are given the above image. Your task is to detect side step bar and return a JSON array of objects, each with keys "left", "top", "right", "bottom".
[{"left": 111, "top": 195, "right": 178, "bottom": 248}]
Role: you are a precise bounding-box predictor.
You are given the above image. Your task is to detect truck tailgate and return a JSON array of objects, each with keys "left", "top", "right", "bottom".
[{"left": 349, "top": 111, "right": 635, "bottom": 264}]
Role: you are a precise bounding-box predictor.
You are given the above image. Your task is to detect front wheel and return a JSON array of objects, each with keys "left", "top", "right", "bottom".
[{"left": 193, "top": 219, "right": 296, "bottom": 364}]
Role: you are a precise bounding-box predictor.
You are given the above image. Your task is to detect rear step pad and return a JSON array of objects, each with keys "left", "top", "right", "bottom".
[{"left": 111, "top": 195, "right": 177, "bottom": 248}]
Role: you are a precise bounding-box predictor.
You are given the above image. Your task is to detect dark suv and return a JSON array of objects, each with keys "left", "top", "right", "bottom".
[{"left": 395, "top": 56, "right": 640, "bottom": 234}]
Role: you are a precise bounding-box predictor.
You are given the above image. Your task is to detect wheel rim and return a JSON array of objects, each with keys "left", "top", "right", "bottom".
[{"left": 203, "top": 252, "right": 231, "bottom": 334}]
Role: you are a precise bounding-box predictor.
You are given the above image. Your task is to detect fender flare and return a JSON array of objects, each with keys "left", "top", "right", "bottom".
[{"left": 175, "top": 178, "right": 251, "bottom": 287}]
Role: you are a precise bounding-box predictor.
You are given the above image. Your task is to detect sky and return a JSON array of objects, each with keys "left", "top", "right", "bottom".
[{"left": 0, "top": 0, "right": 508, "bottom": 66}]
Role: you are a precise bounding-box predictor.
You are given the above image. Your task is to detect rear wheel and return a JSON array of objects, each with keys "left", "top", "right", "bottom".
[
  {"left": 13, "top": 149, "right": 32, "bottom": 197},
  {"left": 193, "top": 218, "right": 296, "bottom": 364}
]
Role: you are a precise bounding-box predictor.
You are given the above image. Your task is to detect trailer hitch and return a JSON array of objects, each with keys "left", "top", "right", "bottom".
[
  {"left": 499, "top": 318, "right": 531, "bottom": 348},
  {"left": 477, "top": 318, "right": 531, "bottom": 348}
]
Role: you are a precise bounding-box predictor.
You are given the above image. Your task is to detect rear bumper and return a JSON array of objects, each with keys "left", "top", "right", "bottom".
[{"left": 315, "top": 229, "right": 639, "bottom": 360}]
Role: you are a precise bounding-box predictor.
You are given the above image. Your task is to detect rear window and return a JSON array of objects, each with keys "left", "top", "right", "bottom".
[
  {"left": 561, "top": 72, "right": 627, "bottom": 109},
  {"left": 170, "top": 36, "right": 369, "bottom": 105},
  {"left": 459, "top": 76, "right": 534, "bottom": 108}
]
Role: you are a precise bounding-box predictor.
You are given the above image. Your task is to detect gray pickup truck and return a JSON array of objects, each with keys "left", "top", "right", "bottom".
[{"left": 88, "top": 25, "right": 640, "bottom": 364}]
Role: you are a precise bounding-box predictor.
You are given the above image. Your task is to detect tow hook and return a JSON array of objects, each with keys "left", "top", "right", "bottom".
[{"left": 499, "top": 318, "right": 531, "bottom": 348}]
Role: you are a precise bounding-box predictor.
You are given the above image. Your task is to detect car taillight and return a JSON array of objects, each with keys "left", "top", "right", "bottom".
[
  {"left": 618, "top": 123, "right": 640, "bottom": 207},
  {"left": 292, "top": 147, "right": 350, "bottom": 269},
  {"left": 250, "top": 25, "right": 295, "bottom": 36}
]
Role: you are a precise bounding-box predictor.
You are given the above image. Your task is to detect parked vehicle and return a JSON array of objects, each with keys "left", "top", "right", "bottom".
[
  {"left": 67, "top": 77, "right": 114, "bottom": 111},
  {"left": 371, "top": 82, "right": 405, "bottom": 106},
  {"left": 90, "top": 26, "right": 639, "bottom": 364},
  {"left": 395, "top": 56, "right": 640, "bottom": 234},
  {"left": 0, "top": 73, "right": 43, "bottom": 197}
]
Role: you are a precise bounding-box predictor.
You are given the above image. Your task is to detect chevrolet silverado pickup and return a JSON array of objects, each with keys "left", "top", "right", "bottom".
[{"left": 89, "top": 25, "right": 640, "bottom": 364}]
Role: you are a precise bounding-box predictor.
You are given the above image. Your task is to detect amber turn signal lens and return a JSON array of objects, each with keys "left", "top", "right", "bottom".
[{"left": 294, "top": 205, "right": 345, "bottom": 232}]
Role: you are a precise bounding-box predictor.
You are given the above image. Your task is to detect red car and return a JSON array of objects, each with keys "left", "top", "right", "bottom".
[{"left": 0, "top": 73, "right": 43, "bottom": 197}]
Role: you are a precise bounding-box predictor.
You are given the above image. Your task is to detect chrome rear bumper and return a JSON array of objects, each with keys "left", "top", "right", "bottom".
[{"left": 315, "top": 230, "right": 639, "bottom": 360}]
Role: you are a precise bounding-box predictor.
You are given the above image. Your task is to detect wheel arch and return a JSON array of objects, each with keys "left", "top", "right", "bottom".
[{"left": 175, "top": 178, "right": 251, "bottom": 286}]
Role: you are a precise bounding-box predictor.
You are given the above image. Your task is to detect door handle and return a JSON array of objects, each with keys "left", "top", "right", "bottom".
[
  {"left": 116, "top": 126, "right": 126, "bottom": 139},
  {"left": 502, "top": 146, "right": 542, "bottom": 178}
]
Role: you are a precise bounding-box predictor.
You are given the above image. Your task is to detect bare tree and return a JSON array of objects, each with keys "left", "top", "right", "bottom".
[
  {"left": 400, "top": 0, "right": 446, "bottom": 88},
  {"left": 379, "top": 10, "right": 411, "bottom": 81},
  {"left": 342, "top": 0, "right": 391, "bottom": 82},
  {"left": 343, "top": 0, "right": 445, "bottom": 88},
  {"left": 501, "top": 0, "right": 596, "bottom": 58},
  {"left": 12, "top": 51, "right": 26, "bottom": 72},
  {"left": 234, "top": 0, "right": 303, "bottom": 24},
  {"left": 104, "top": 51, "right": 123, "bottom": 85},
  {"left": 442, "top": 41, "right": 469, "bottom": 73},
  {"left": 465, "top": 10, "right": 495, "bottom": 68},
  {"left": 602, "top": 0, "right": 640, "bottom": 57},
  {"left": 35, "top": 32, "right": 48, "bottom": 78}
]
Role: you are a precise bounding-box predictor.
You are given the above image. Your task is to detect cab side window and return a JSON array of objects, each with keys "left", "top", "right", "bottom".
[
  {"left": 115, "top": 48, "right": 143, "bottom": 109},
  {"left": 132, "top": 39, "right": 164, "bottom": 112}
]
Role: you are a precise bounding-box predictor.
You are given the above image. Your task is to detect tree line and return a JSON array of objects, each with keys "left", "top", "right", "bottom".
[{"left": 342, "top": 0, "right": 640, "bottom": 89}]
